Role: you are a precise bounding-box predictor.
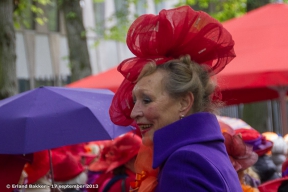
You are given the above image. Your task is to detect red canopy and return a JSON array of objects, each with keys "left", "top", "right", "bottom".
[
  {"left": 217, "top": 3, "right": 288, "bottom": 135},
  {"left": 66, "top": 67, "right": 122, "bottom": 93},
  {"left": 218, "top": 3, "right": 288, "bottom": 105}
]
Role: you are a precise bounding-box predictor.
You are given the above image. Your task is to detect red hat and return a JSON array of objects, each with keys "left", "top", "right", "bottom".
[
  {"left": 235, "top": 128, "right": 273, "bottom": 156},
  {"left": 109, "top": 5, "right": 236, "bottom": 126},
  {"left": 222, "top": 132, "right": 258, "bottom": 172},
  {"left": 0, "top": 154, "right": 33, "bottom": 192},
  {"left": 52, "top": 151, "right": 84, "bottom": 181},
  {"left": 24, "top": 150, "right": 50, "bottom": 184},
  {"left": 258, "top": 177, "right": 288, "bottom": 192},
  {"left": 104, "top": 132, "right": 141, "bottom": 172},
  {"left": 87, "top": 140, "right": 113, "bottom": 172},
  {"left": 65, "top": 143, "right": 86, "bottom": 161}
]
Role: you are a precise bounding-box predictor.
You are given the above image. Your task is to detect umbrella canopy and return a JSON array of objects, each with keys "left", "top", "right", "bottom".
[
  {"left": 217, "top": 3, "right": 288, "bottom": 135},
  {"left": 0, "top": 86, "right": 132, "bottom": 154},
  {"left": 66, "top": 67, "right": 121, "bottom": 93},
  {"left": 218, "top": 3, "right": 288, "bottom": 104}
]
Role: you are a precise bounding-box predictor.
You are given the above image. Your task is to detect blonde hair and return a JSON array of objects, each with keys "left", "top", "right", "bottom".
[{"left": 138, "top": 55, "right": 220, "bottom": 113}]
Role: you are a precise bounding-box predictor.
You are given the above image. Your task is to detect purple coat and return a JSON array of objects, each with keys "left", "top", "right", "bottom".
[{"left": 153, "top": 112, "right": 242, "bottom": 192}]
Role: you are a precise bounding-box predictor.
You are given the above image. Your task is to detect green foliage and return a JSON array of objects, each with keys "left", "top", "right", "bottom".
[
  {"left": 104, "top": 9, "right": 131, "bottom": 42},
  {"left": 98, "top": 0, "right": 247, "bottom": 43},
  {"left": 197, "top": 0, "right": 209, "bottom": 8},
  {"left": 211, "top": 0, "right": 246, "bottom": 22},
  {"left": 35, "top": 17, "right": 48, "bottom": 25},
  {"left": 93, "top": 0, "right": 137, "bottom": 43},
  {"left": 37, "top": 0, "right": 51, "bottom": 4},
  {"left": 80, "top": 30, "right": 87, "bottom": 39},
  {"left": 93, "top": 0, "right": 166, "bottom": 43},
  {"left": 154, "top": 0, "right": 164, "bottom": 3},
  {"left": 13, "top": 0, "right": 51, "bottom": 29},
  {"left": 175, "top": 0, "right": 246, "bottom": 22},
  {"left": 66, "top": 11, "right": 77, "bottom": 19},
  {"left": 93, "top": 0, "right": 105, "bottom": 2}
]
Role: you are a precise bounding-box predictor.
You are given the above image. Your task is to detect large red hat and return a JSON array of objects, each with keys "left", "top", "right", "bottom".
[
  {"left": 235, "top": 128, "right": 273, "bottom": 156},
  {"left": 52, "top": 151, "right": 84, "bottom": 181},
  {"left": 24, "top": 150, "right": 50, "bottom": 184},
  {"left": 109, "top": 5, "right": 236, "bottom": 126},
  {"left": 103, "top": 132, "right": 141, "bottom": 172}
]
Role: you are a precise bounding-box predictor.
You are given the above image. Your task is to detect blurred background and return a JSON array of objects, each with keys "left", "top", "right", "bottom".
[{"left": 0, "top": 0, "right": 287, "bottom": 135}]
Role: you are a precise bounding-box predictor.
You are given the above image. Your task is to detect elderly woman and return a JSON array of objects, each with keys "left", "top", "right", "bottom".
[{"left": 109, "top": 5, "right": 242, "bottom": 192}]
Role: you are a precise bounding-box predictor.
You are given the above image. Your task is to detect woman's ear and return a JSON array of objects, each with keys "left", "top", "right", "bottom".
[{"left": 179, "top": 92, "right": 194, "bottom": 116}]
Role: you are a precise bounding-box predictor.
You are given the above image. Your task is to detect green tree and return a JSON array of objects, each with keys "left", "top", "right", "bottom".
[
  {"left": 14, "top": 0, "right": 92, "bottom": 83},
  {"left": 247, "top": 0, "right": 270, "bottom": 11},
  {"left": 13, "top": 0, "right": 50, "bottom": 29},
  {"left": 59, "top": 0, "right": 92, "bottom": 82},
  {"left": 174, "top": 0, "right": 288, "bottom": 22},
  {"left": 0, "top": 0, "right": 17, "bottom": 99},
  {"left": 0, "top": 0, "right": 51, "bottom": 99},
  {"left": 174, "top": 0, "right": 247, "bottom": 22}
]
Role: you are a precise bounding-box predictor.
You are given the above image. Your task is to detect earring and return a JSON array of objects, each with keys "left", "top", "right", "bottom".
[{"left": 180, "top": 114, "right": 184, "bottom": 119}]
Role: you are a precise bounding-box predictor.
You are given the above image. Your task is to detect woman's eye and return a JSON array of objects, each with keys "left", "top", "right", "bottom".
[{"left": 143, "top": 98, "right": 151, "bottom": 104}]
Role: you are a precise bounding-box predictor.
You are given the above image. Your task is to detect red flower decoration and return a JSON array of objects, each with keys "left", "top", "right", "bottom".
[{"left": 223, "top": 132, "right": 258, "bottom": 171}]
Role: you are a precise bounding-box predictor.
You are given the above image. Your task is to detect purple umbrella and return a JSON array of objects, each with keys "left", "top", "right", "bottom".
[{"left": 0, "top": 86, "right": 133, "bottom": 154}]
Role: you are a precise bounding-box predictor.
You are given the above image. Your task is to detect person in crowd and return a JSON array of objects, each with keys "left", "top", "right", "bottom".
[
  {"left": 222, "top": 131, "right": 259, "bottom": 192},
  {"left": 85, "top": 140, "right": 113, "bottom": 188},
  {"left": 235, "top": 128, "right": 280, "bottom": 184},
  {"left": 24, "top": 150, "right": 51, "bottom": 192},
  {"left": 269, "top": 136, "right": 287, "bottom": 175},
  {"left": 257, "top": 141, "right": 288, "bottom": 192},
  {"left": 217, "top": 118, "right": 260, "bottom": 190},
  {"left": 0, "top": 154, "right": 33, "bottom": 192},
  {"left": 108, "top": 5, "right": 242, "bottom": 192},
  {"left": 52, "top": 150, "right": 87, "bottom": 192},
  {"left": 88, "top": 132, "right": 141, "bottom": 192}
]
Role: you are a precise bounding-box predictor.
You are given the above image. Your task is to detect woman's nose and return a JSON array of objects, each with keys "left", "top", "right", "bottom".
[{"left": 130, "top": 103, "right": 143, "bottom": 119}]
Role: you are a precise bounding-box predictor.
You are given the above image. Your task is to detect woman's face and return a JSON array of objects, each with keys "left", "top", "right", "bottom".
[{"left": 131, "top": 69, "right": 182, "bottom": 144}]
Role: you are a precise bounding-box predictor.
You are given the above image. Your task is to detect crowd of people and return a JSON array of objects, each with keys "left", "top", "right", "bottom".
[
  {"left": 4, "top": 124, "right": 288, "bottom": 192},
  {"left": 1, "top": 4, "right": 288, "bottom": 192}
]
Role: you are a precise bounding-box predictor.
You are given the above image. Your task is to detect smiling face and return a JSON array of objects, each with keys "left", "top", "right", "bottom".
[{"left": 130, "top": 69, "right": 183, "bottom": 145}]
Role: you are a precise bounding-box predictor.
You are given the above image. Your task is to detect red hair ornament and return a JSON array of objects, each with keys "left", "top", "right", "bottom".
[{"left": 110, "top": 5, "right": 236, "bottom": 126}]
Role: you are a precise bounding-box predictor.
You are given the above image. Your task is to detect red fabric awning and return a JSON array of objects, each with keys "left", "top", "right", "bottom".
[
  {"left": 217, "top": 3, "right": 288, "bottom": 105},
  {"left": 66, "top": 67, "right": 122, "bottom": 93}
]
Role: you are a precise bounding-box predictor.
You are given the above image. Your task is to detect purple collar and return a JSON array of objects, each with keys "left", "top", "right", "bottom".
[{"left": 153, "top": 112, "right": 224, "bottom": 168}]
